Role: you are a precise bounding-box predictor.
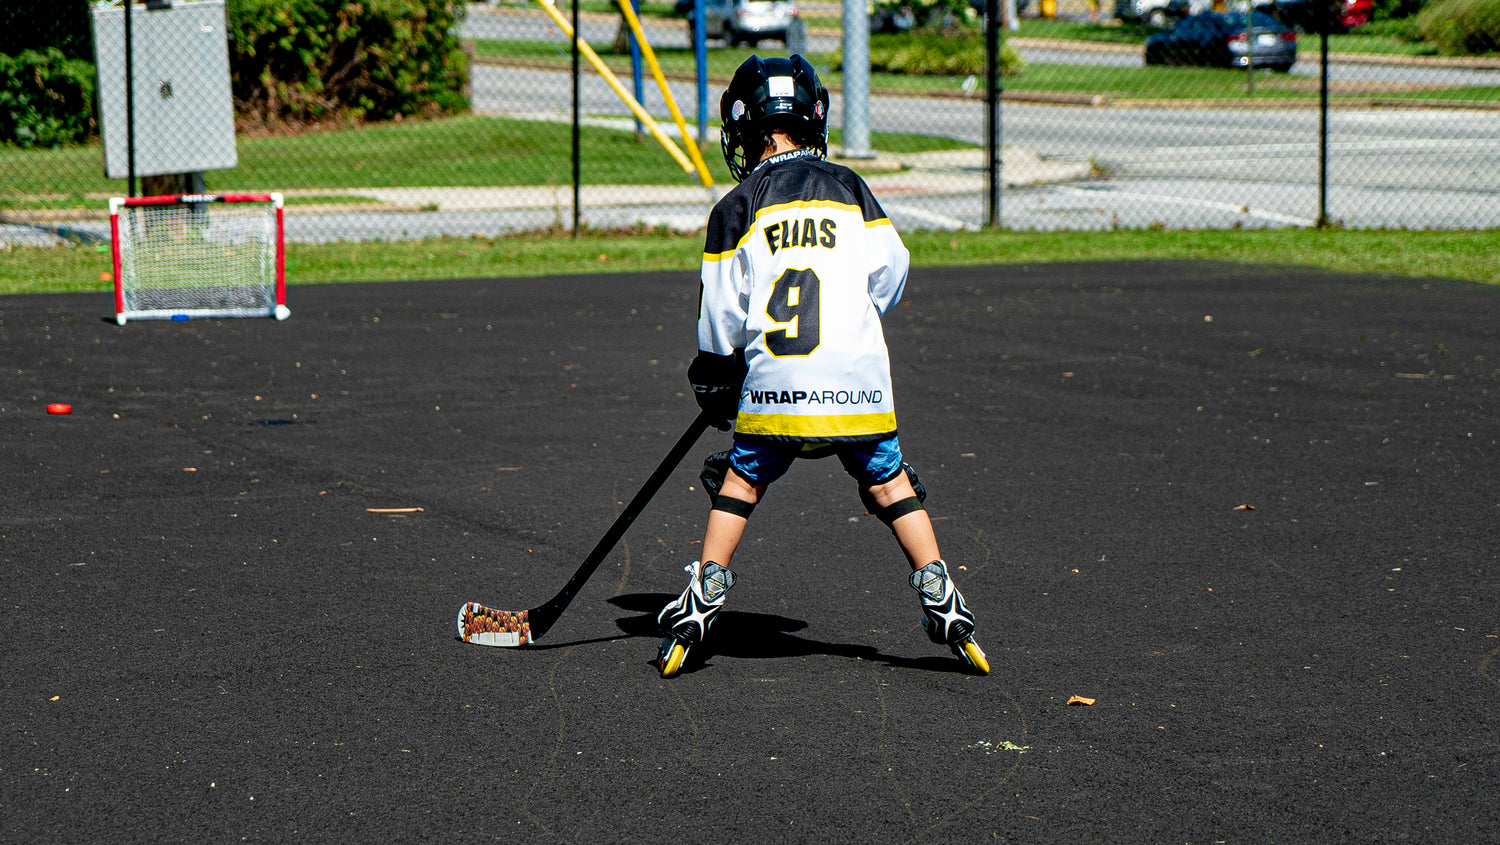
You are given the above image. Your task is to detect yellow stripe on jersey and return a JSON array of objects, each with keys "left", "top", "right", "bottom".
[
  {"left": 734, "top": 410, "right": 898, "bottom": 439},
  {"left": 753, "top": 199, "right": 863, "bottom": 223}
]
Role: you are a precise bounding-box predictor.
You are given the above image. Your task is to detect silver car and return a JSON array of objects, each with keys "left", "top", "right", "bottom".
[{"left": 685, "top": 0, "right": 799, "bottom": 47}]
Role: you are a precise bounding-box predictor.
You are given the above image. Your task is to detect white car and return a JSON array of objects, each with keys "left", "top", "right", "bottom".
[
  {"left": 1116, "top": 0, "right": 1211, "bottom": 27},
  {"left": 684, "top": 0, "right": 799, "bottom": 47}
]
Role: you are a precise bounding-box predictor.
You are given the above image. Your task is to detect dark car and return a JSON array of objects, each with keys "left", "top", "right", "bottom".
[
  {"left": 868, "top": 0, "right": 1031, "bottom": 33},
  {"left": 871, "top": 4, "right": 918, "bottom": 34},
  {"left": 1144, "top": 11, "right": 1297, "bottom": 72},
  {"left": 1253, "top": 0, "right": 1372, "bottom": 33}
]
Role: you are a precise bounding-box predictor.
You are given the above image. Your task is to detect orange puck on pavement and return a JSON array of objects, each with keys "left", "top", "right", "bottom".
[{"left": 46, "top": 403, "right": 73, "bottom": 415}]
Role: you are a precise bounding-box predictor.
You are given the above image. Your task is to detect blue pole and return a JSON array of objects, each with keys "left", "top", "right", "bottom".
[
  {"left": 694, "top": 0, "right": 708, "bottom": 145},
  {"left": 630, "top": 0, "right": 644, "bottom": 137}
]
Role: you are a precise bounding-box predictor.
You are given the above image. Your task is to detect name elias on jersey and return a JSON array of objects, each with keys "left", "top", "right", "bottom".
[
  {"left": 765, "top": 217, "right": 836, "bottom": 254},
  {"left": 745, "top": 388, "right": 884, "bottom": 406}
]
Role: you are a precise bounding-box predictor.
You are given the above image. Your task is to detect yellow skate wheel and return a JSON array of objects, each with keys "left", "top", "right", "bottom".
[
  {"left": 959, "top": 639, "right": 990, "bottom": 675},
  {"left": 660, "top": 641, "right": 688, "bottom": 678}
]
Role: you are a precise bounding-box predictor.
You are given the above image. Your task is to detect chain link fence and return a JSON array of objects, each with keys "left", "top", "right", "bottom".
[{"left": 3, "top": 0, "right": 1498, "bottom": 248}]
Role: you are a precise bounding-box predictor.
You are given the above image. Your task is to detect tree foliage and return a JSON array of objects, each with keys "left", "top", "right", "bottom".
[
  {"left": 0, "top": 0, "right": 472, "bottom": 146},
  {"left": 1411, "top": 0, "right": 1500, "bottom": 54},
  {"left": 834, "top": 31, "right": 1026, "bottom": 77},
  {"left": 0, "top": 48, "right": 97, "bottom": 148},
  {"left": 227, "top": 0, "right": 471, "bottom": 129}
]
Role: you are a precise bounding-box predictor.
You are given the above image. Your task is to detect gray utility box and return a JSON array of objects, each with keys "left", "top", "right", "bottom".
[{"left": 90, "top": 0, "right": 237, "bottom": 179}]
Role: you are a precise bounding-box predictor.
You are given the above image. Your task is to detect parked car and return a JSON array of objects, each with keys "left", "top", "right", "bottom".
[
  {"left": 871, "top": 4, "right": 918, "bottom": 34},
  {"left": 678, "top": 0, "right": 798, "bottom": 46},
  {"left": 868, "top": 0, "right": 1031, "bottom": 32},
  {"left": 1144, "top": 10, "right": 1297, "bottom": 72},
  {"left": 1252, "top": 0, "right": 1372, "bottom": 33},
  {"left": 1115, "top": 0, "right": 1196, "bottom": 28}
]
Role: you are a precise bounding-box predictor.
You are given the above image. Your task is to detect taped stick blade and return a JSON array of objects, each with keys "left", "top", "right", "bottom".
[{"left": 457, "top": 602, "right": 531, "bottom": 647}]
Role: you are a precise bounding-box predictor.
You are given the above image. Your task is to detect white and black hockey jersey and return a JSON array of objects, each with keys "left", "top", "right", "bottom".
[{"left": 698, "top": 149, "right": 910, "bottom": 442}]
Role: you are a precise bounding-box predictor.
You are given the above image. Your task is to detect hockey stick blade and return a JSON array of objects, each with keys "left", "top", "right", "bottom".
[{"left": 457, "top": 412, "right": 714, "bottom": 647}]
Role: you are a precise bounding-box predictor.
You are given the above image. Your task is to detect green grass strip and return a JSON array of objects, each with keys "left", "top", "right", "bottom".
[
  {"left": 6, "top": 228, "right": 1496, "bottom": 297},
  {"left": 0, "top": 113, "right": 974, "bottom": 202}
]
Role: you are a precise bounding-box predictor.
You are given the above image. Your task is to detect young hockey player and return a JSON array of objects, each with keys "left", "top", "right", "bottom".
[{"left": 655, "top": 54, "right": 988, "bottom": 678}]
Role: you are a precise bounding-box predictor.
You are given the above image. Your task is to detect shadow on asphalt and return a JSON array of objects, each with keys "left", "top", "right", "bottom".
[{"left": 609, "top": 593, "right": 965, "bottom": 675}]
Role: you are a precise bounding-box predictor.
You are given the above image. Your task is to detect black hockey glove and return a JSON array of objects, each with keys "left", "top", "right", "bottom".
[{"left": 688, "top": 349, "right": 747, "bottom": 431}]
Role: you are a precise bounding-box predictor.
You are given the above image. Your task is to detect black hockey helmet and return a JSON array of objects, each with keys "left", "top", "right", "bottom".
[{"left": 719, "top": 54, "right": 829, "bottom": 182}]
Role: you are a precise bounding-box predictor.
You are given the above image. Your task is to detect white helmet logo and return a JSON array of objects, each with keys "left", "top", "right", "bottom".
[{"left": 768, "top": 76, "right": 794, "bottom": 98}]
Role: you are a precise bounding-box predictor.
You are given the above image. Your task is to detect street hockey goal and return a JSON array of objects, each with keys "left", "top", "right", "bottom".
[{"left": 110, "top": 193, "right": 288, "bottom": 325}]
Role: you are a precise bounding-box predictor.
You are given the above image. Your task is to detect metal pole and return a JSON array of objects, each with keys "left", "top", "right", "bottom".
[
  {"left": 694, "top": 0, "right": 707, "bottom": 145},
  {"left": 571, "top": 0, "right": 581, "bottom": 237},
  {"left": 1245, "top": 8, "right": 1254, "bottom": 96},
  {"left": 125, "top": 0, "right": 136, "bottom": 197},
  {"left": 840, "top": 0, "right": 871, "bottom": 157},
  {"left": 986, "top": 0, "right": 1002, "bottom": 228},
  {"left": 1318, "top": 30, "right": 1329, "bottom": 227},
  {"left": 630, "top": 0, "right": 643, "bottom": 139}
]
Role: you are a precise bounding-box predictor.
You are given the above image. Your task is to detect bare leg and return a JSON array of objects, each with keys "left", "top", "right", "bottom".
[
  {"left": 701, "top": 468, "right": 766, "bottom": 567},
  {"left": 861, "top": 472, "right": 940, "bottom": 569}
]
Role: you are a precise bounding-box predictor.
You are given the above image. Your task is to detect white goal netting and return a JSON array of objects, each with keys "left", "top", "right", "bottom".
[{"left": 111, "top": 193, "right": 287, "bottom": 324}]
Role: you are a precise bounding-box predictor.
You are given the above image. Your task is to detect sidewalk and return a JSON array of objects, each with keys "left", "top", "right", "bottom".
[{"left": 328, "top": 145, "right": 1089, "bottom": 214}]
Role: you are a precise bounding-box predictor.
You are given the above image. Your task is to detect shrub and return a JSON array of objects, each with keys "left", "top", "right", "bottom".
[
  {"left": 1370, "top": 0, "right": 1425, "bottom": 20},
  {"left": 0, "top": 48, "right": 97, "bottom": 148},
  {"left": 1411, "top": 0, "right": 1500, "bottom": 54},
  {"left": 833, "top": 31, "right": 1026, "bottom": 78},
  {"left": 226, "top": 0, "right": 471, "bottom": 129},
  {"left": 0, "top": 0, "right": 471, "bottom": 146}
]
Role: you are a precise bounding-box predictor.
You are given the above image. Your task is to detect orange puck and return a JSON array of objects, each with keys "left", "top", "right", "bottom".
[{"left": 46, "top": 403, "right": 72, "bottom": 415}]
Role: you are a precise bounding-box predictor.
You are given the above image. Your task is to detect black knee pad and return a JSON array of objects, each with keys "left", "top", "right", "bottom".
[
  {"left": 700, "top": 450, "right": 731, "bottom": 503},
  {"left": 703, "top": 450, "right": 756, "bottom": 518},
  {"left": 858, "top": 461, "right": 928, "bottom": 516}
]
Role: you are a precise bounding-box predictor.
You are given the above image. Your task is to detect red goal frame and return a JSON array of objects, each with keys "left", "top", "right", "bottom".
[{"left": 109, "top": 192, "right": 287, "bottom": 325}]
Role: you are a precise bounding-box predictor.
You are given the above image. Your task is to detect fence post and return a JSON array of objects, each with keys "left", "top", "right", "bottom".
[
  {"left": 986, "top": 0, "right": 1002, "bottom": 228},
  {"left": 571, "top": 0, "right": 581, "bottom": 237},
  {"left": 840, "top": 0, "right": 871, "bottom": 158},
  {"left": 125, "top": 0, "right": 136, "bottom": 197},
  {"left": 787, "top": 16, "right": 807, "bottom": 56},
  {"left": 1317, "top": 31, "right": 1329, "bottom": 228}
]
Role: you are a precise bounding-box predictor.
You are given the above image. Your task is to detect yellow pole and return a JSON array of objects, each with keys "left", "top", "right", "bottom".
[
  {"left": 616, "top": 0, "right": 714, "bottom": 187},
  {"left": 535, "top": 0, "right": 694, "bottom": 173}
]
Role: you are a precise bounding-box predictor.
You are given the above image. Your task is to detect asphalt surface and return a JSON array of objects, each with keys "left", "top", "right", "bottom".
[{"left": 3, "top": 261, "right": 1497, "bottom": 842}]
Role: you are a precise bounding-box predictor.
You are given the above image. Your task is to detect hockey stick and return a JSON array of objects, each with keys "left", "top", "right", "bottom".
[{"left": 457, "top": 411, "right": 713, "bottom": 647}]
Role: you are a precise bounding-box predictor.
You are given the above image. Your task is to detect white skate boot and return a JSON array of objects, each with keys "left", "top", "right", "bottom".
[
  {"left": 911, "top": 560, "right": 989, "bottom": 674},
  {"left": 656, "top": 560, "right": 736, "bottom": 678}
]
